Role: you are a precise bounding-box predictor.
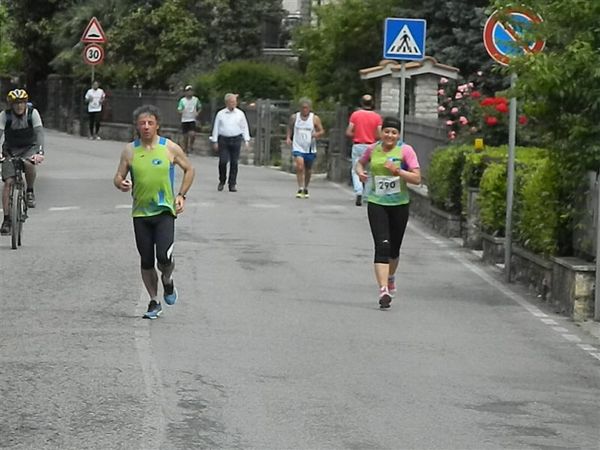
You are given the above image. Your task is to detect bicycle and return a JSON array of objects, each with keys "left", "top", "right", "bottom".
[{"left": 7, "top": 156, "right": 28, "bottom": 249}]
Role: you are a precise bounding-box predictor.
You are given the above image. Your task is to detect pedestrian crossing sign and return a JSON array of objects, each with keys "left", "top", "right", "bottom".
[{"left": 383, "top": 18, "right": 427, "bottom": 61}]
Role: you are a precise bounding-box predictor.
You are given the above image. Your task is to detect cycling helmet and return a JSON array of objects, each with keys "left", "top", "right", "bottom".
[{"left": 7, "top": 89, "right": 29, "bottom": 103}]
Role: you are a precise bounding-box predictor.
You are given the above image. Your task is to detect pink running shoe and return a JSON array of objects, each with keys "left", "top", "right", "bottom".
[
  {"left": 387, "top": 276, "right": 396, "bottom": 296},
  {"left": 379, "top": 286, "right": 392, "bottom": 309}
]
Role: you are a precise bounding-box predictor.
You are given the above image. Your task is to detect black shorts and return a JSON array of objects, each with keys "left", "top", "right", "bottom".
[{"left": 181, "top": 121, "right": 196, "bottom": 133}]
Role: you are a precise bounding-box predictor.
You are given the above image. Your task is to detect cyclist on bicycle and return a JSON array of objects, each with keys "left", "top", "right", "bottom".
[{"left": 0, "top": 88, "right": 45, "bottom": 235}]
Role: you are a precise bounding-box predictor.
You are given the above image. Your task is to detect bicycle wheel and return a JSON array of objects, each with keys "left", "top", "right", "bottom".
[
  {"left": 10, "top": 185, "right": 21, "bottom": 249},
  {"left": 18, "top": 192, "right": 25, "bottom": 246}
]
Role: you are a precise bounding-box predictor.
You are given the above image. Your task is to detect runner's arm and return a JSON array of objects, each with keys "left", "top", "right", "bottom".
[
  {"left": 114, "top": 145, "right": 133, "bottom": 191},
  {"left": 169, "top": 140, "right": 195, "bottom": 197},
  {"left": 285, "top": 114, "right": 295, "bottom": 143},
  {"left": 345, "top": 122, "right": 355, "bottom": 139},
  {"left": 313, "top": 115, "right": 325, "bottom": 139}
]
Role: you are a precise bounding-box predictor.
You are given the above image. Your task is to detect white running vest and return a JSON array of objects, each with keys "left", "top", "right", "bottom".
[{"left": 292, "top": 112, "right": 316, "bottom": 154}]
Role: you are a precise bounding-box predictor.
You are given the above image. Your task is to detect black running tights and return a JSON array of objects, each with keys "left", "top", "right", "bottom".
[
  {"left": 133, "top": 213, "right": 175, "bottom": 270},
  {"left": 367, "top": 202, "right": 409, "bottom": 264}
]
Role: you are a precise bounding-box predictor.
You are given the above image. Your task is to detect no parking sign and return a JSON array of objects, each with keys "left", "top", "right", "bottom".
[{"left": 483, "top": 8, "right": 545, "bottom": 66}]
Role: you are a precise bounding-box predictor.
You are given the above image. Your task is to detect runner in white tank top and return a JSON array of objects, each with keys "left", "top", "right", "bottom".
[
  {"left": 292, "top": 112, "right": 316, "bottom": 154},
  {"left": 286, "top": 98, "right": 325, "bottom": 199}
]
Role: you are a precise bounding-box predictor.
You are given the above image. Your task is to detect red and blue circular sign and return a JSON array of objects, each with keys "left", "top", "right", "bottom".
[{"left": 483, "top": 8, "right": 545, "bottom": 66}]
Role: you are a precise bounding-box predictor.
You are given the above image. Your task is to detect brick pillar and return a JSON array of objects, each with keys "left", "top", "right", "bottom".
[
  {"left": 380, "top": 77, "right": 400, "bottom": 116},
  {"left": 414, "top": 74, "right": 439, "bottom": 120}
]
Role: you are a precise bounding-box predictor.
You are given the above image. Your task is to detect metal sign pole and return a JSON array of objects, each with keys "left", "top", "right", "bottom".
[
  {"left": 91, "top": 65, "right": 95, "bottom": 84},
  {"left": 595, "top": 172, "right": 600, "bottom": 320},
  {"left": 399, "top": 61, "right": 406, "bottom": 141},
  {"left": 504, "top": 73, "right": 518, "bottom": 282}
]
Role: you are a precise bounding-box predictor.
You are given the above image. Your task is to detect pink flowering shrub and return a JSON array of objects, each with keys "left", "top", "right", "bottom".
[{"left": 438, "top": 75, "right": 529, "bottom": 147}]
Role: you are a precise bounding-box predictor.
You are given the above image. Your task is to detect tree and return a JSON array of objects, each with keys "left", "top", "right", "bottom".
[
  {"left": 491, "top": 0, "right": 600, "bottom": 254},
  {"left": 415, "top": 0, "right": 505, "bottom": 94},
  {"left": 210, "top": 0, "right": 284, "bottom": 63},
  {"left": 3, "top": 0, "right": 77, "bottom": 85},
  {"left": 294, "top": 0, "right": 401, "bottom": 104},
  {"left": 293, "top": 0, "right": 501, "bottom": 104},
  {"left": 0, "top": 4, "right": 21, "bottom": 75},
  {"left": 104, "top": 0, "right": 208, "bottom": 88}
]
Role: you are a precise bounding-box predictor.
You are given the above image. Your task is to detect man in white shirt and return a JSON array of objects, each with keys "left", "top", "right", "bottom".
[
  {"left": 210, "top": 93, "right": 250, "bottom": 192},
  {"left": 84, "top": 81, "right": 106, "bottom": 140},
  {"left": 177, "top": 85, "right": 201, "bottom": 154}
]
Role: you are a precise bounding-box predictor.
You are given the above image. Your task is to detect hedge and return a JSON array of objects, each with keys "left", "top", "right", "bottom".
[
  {"left": 429, "top": 143, "right": 560, "bottom": 255},
  {"left": 427, "top": 144, "right": 470, "bottom": 214}
]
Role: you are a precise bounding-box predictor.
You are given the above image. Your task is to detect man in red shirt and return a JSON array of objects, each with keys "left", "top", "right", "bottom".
[{"left": 346, "top": 94, "right": 382, "bottom": 206}]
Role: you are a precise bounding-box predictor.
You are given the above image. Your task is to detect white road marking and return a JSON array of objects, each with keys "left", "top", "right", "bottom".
[
  {"left": 590, "top": 353, "right": 600, "bottom": 361},
  {"left": 115, "top": 204, "right": 132, "bottom": 209},
  {"left": 186, "top": 202, "right": 215, "bottom": 207},
  {"left": 578, "top": 344, "right": 597, "bottom": 352},
  {"left": 541, "top": 318, "right": 558, "bottom": 325},
  {"left": 48, "top": 206, "right": 81, "bottom": 211},
  {"left": 553, "top": 327, "right": 569, "bottom": 333},
  {"left": 562, "top": 334, "right": 582, "bottom": 343},
  {"left": 248, "top": 203, "right": 280, "bottom": 208},
  {"left": 133, "top": 286, "right": 167, "bottom": 449}
]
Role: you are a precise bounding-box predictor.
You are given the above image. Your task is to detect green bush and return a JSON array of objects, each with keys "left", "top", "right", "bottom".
[
  {"left": 479, "top": 162, "right": 507, "bottom": 235},
  {"left": 194, "top": 60, "right": 301, "bottom": 102},
  {"left": 461, "top": 145, "right": 547, "bottom": 217},
  {"left": 514, "top": 158, "right": 560, "bottom": 256},
  {"left": 427, "top": 144, "right": 470, "bottom": 214}
]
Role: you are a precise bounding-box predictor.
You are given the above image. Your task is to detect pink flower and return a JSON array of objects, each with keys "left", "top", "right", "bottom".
[
  {"left": 446, "top": 120, "right": 454, "bottom": 126},
  {"left": 455, "top": 92, "right": 463, "bottom": 100},
  {"left": 437, "top": 89, "right": 445, "bottom": 96},
  {"left": 468, "top": 82, "right": 474, "bottom": 88},
  {"left": 440, "top": 77, "right": 449, "bottom": 84},
  {"left": 437, "top": 105, "right": 446, "bottom": 113},
  {"left": 457, "top": 84, "right": 469, "bottom": 93},
  {"left": 448, "top": 130, "right": 457, "bottom": 140},
  {"left": 451, "top": 107, "right": 459, "bottom": 115},
  {"left": 459, "top": 116, "right": 469, "bottom": 125}
]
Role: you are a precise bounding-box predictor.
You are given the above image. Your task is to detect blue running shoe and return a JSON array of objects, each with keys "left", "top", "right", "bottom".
[
  {"left": 143, "top": 300, "right": 162, "bottom": 319},
  {"left": 163, "top": 280, "right": 178, "bottom": 306}
]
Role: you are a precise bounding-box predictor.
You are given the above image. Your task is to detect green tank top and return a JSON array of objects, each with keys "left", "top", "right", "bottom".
[
  {"left": 368, "top": 142, "right": 410, "bottom": 206},
  {"left": 130, "top": 136, "right": 176, "bottom": 217}
]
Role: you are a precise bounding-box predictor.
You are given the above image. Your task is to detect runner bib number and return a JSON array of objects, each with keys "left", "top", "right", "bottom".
[
  {"left": 295, "top": 128, "right": 313, "bottom": 150},
  {"left": 374, "top": 176, "right": 401, "bottom": 196}
]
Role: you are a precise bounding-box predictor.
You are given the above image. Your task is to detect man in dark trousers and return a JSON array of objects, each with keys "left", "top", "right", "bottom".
[{"left": 210, "top": 93, "right": 250, "bottom": 192}]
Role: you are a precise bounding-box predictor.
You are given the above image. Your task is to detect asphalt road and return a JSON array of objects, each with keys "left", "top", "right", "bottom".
[{"left": 1, "top": 131, "right": 599, "bottom": 450}]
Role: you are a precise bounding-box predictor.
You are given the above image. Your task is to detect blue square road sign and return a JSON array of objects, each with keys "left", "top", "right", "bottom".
[{"left": 383, "top": 18, "right": 427, "bottom": 61}]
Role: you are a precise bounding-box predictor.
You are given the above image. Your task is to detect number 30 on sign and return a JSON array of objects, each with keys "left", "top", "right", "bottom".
[{"left": 83, "top": 44, "right": 104, "bottom": 65}]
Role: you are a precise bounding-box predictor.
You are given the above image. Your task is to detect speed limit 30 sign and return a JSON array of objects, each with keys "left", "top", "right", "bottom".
[{"left": 83, "top": 44, "right": 104, "bottom": 65}]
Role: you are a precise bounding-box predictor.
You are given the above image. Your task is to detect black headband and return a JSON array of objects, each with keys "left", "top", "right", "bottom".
[{"left": 382, "top": 116, "right": 401, "bottom": 130}]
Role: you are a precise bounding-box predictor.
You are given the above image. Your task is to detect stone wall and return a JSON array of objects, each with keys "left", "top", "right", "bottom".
[{"left": 551, "top": 257, "right": 595, "bottom": 321}]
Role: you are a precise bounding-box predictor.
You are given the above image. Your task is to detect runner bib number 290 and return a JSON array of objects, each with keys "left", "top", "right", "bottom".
[{"left": 374, "top": 176, "right": 401, "bottom": 196}]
